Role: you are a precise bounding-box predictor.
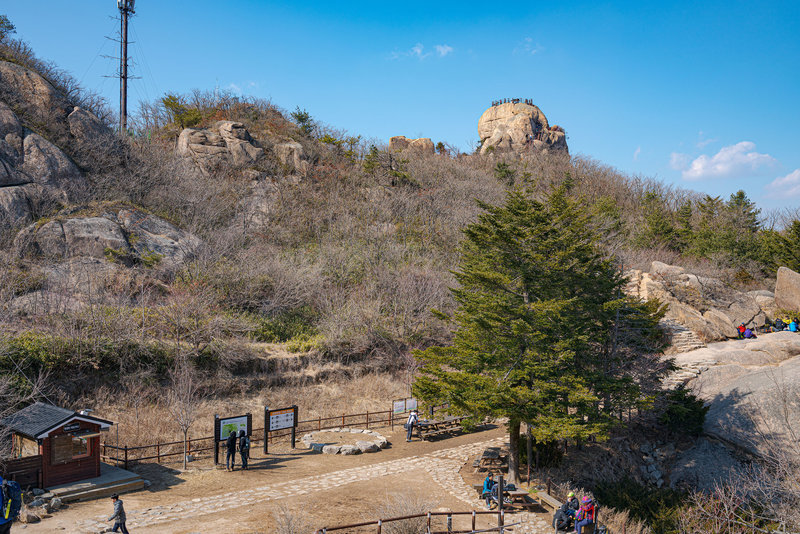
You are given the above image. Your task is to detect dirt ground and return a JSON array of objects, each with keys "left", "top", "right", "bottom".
[{"left": 24, "top": 424, "right": 552, "bottom": 533}]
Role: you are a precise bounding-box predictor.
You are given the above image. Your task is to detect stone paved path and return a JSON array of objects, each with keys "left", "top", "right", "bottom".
[{"left": 73, "top": 437, "right": 550, "bottom": 533}]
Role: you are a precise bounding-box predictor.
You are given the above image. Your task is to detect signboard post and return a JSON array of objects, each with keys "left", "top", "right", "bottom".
[{"left": 264, "top": 405, "right": 299, "bottom": 453}]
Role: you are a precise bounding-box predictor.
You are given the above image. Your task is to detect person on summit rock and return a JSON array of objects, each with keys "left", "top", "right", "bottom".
[
  {"left": 737, "top": 323, "right": 746, "bottom": 339},
  {"left": 790, "top": 319, "right": 799, "bottom": 332},
  {"left": 743, "top": 327, "right": 757, "bottom": 339}
]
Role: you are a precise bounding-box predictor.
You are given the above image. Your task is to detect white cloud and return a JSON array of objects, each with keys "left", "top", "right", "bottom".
[
  {"left": 681, "top": 141, "right": 776, "bottom": 181},
  {"left": 766, "top": 169, "right": 800, "bottom": 198},
  {"left": 435, "top": 44, "right": 454, "bottom": 57},
  {"left": 670, "top": 152, "right": 690, "bottom": 170},
  {"left": 633, "top": 146, "right": 641, "bottom": 161},
  {"left": 391, "top": 43, "right": 444, "bottom": 60},
  {"left": 227, "top": 83, "right": 242, "bottom": 94},
  {"left": 514, "top": 37, "right": 544, "bottom": 56}
]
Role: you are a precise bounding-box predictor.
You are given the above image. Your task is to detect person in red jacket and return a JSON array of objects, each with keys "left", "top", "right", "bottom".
[{"left": 574, "top": 496, "right": 596, "bottom": 533}]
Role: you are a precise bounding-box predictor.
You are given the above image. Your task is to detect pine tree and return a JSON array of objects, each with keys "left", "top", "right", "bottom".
[{"left": 413, "top": 188, "right": 665, "bottom": 484}]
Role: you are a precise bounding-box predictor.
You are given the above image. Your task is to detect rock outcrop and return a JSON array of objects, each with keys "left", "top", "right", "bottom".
[
  {"left": 389, "top": 136, "right": 435, "bottom": 155},
  {"left": 177, "top": 121, "right": 264, "bottom": 174},
  {"left": 626, "top": 261, "right": 772, "bottom": 345},
  {"left": 0, "top": 101, "right": 89, "bottom": 231},
  {"left": 775, "top": 266, "right": 800, "bottom": 312},
  {"left": 680, "top": 332, "right": 800, "bottom": 459},
  {"left": 477, "top": 102, "right": 567, "bottom": 155},
  {"left": 15, "top": 207, "right": 201, "bottom": 269}
]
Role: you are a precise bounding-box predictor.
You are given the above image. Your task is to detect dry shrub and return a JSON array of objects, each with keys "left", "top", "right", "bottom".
[
  {"left": 600, "top": 508, "right": 651, "bottom": 534},
  {"left": 273, "top": 503, "right": 311, "bottom": 534},
  {"left": 372, "top": 494, "right": 436, "bottom": 534}
]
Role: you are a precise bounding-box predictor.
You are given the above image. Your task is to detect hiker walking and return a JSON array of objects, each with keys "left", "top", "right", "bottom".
[
  {"left": 108, "top": 493, "right": 129, "bottom": 534},
  {"left": 226, "top": 430, "right": 237, "bottom": 471},
  {"left": 405, "top": 409, "right": 418, "bottom": 442},
  {"left": 238, "top": 429, "right": 250, "bottom": 470}
]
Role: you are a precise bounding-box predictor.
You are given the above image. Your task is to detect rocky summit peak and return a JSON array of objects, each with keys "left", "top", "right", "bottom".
[{"left": 478, "top": 99, "right": 568, "bottom": 155}]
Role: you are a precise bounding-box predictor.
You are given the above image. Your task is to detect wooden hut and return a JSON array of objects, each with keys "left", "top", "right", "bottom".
[{"left": 2, "top": 402, "right": 112, "bottom": 487}]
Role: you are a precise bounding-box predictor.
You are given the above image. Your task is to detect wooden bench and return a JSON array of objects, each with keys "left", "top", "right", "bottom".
[{"left": 530, "top": 491, "right": 561, "bottom": 511}]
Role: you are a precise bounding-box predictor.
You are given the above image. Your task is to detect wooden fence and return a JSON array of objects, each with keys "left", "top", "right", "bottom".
[
  {"left": 102, "top": 407, "right": 428, "bottom": 470},
  {"left": 315, "top": 509, "right": 514, "bottom": 534},
  {"left": 1, "top": 454, "right": 42, "bottom": 489}
]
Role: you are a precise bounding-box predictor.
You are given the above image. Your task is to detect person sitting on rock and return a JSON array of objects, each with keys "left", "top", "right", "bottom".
[
  {"left": 744, "top": 327, "right": 757, "bottom": 339},
  {"left": 790, "top": 319, "right": 799, "bottom": 332},
  {"left": 774, "top": 318, "right": 785, "bottom": 331},
  {"left": 737, "top": 323, "right": 746, "bottom": 339}
]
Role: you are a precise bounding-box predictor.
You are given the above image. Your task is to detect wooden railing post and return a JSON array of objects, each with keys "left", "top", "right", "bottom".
[
  {"left": 124, "top": 445, "right": 128, "bottom": 471},
  {"left": 366, "top": 410, "right": 369, "bottom": 429},
  {"left": 318, "top": 416, "right": 321, "bottom": 431},
  {"left": 447, "top": 513, "right": 452, "bottom": 532},
  {"left": 156, "top": 442, "right": 160, "bottom": 464},
  {"left": 472, "top": 510, "right": 476, "bottom": 530},
  {"left": 426, "top": 512, "right": 431, "bottom": 529},
  {"left": 547, "top": 477, "right": 552, "bottom": 495},
  {"left": 376, "top": 519, "right": 381, "bottom": 534},
  {"left": 342, "top": 413, "right": 345, "bottom": 427}
]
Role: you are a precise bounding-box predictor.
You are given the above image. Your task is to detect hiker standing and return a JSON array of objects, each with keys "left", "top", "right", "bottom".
[
  {"left": 405, "top": 409, "right": 418, "bottom": 442},
  {"left": 226, "top": 430, "right": 237, "bottom": 471},
  {"left": 238, "top": 429, "right": 250, "bottom": 470},
  {"left": 108, "top": 493, "right": 129, "bottom": 534}
]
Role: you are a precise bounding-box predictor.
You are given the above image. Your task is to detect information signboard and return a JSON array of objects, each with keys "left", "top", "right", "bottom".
[
  {"left": 268, "top": 408, "right": 296, "bottom": 431},
  {"left": 213, "top": 412, "right": 252, "bottom": 465},
  {"left": 217, "top": 415, "right": 250, "bottom": 441},
  {"left": 264, "top": 405, "right": 299, "bottom": 453},
  {"left": 392, "top": 398, "right": 418, "bottom": 414}
]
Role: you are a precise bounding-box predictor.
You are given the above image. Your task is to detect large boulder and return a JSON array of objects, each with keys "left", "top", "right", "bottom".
[
  {"left": 478, "top": 102, "right": 568, "bottom": 155},
  {"left": 274, "top": 141, "right": 307, "bottom": 173},
  {"left": 625, "top": 262, "right": 776, "bottom": 344},
  {"left": 177, "top": 121, "right": 264, "bottom": 173},
  {"left": 775, "top": 267, "right": 800, "bottom": 312},
  {"left": 389, "top": 136, "right": 435, "bottom": 155},
  {"left": 689, "top": 332, "right": 800, "bottom": 458},
  {"left": 14, "top": 207, "right": 201, "bottom": 269},
  {"left": 0, "top": 61, "right": 70, "bottom": 126}
]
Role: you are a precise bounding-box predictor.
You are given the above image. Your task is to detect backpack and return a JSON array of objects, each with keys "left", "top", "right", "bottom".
[
  {"left": 1, "top": 479, "right": 21, "bottom": 522},
  {"left": 243, "top": 436, "right": 250, "bottom": 450}
]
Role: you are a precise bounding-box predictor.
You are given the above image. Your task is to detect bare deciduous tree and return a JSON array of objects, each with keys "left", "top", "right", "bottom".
[{"left": 166, "top": 359, "right": 203, "bottom": 470}]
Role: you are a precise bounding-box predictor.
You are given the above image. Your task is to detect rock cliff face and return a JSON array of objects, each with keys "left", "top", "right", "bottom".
[
  {"left": 477, "top": 102, "right": 567, "bottom": 155},
  {"left": 0, "top": 59, "right": 119, "bottom": 233},
  {"left": 177, "top": 120, "right": 264, "bottom": 174},
  {"left": 626, "top": 261, "right": 774, "bottom": 345},
  {"left": 389, "top": 136, "right": 435, "bottom": 155},
  {"left": 775, "top": 266, "right": 800, "bottom": 311}
]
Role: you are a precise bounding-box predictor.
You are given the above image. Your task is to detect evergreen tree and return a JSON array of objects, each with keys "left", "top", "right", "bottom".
[
  {"left": 675, "top": 200, "right": 694, "bottom": 251},
  {"left": 413, "top": 188, "right": 664, "bottom": 484},
  {"left": 634, "top": 192, "right": 678, "bottom": 250}
]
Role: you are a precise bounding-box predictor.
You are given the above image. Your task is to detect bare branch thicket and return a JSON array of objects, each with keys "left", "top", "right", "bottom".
[
  {"left": 273, "top": 503, "right": 312, "bottom": 534},
  {"left": 371, "top": 494, "right": 437, "bottom": 534}
]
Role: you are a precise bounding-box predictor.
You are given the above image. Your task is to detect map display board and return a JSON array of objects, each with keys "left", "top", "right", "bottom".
[
  {"left": 268, "top": 407, "right": 297, "bottom": 431},
  {"left": 218, "top": 415, "right": 250, "bottom": 441},
  {"left": 392, "top": 398, "right": 418, "bottom": 414}
]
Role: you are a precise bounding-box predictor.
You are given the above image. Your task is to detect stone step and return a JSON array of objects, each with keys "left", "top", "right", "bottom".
[{"left": 58, "top": 479, "right": 144, "bottom": 503}]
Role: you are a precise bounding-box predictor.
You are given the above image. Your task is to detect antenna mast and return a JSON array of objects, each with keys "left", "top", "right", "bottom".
[{"left": 117, "top": 0, "right": 135, "bottom": 133}]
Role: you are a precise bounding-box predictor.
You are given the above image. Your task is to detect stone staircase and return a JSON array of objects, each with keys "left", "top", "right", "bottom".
[
  {"left": 662, "top": 320, "right": 707, "bottom": 354},
  {"left": 660, "top": 319, "right": 714, "bottom": 389}
]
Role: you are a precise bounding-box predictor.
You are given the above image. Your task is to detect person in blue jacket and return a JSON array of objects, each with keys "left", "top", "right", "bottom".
[{"left": 482, "top": 472, "right": 496, "bottom": 509}]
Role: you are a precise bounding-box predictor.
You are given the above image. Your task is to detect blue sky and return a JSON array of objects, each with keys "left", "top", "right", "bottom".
[{"left": 4, "top": 1, "right": 799, "bottom": 211}]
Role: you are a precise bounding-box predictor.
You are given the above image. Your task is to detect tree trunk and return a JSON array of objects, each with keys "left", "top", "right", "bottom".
[
  {"left": 507, "top": 419, "right": 521, "bottom": 486},
  {"left": 182, "top": 430, "right": 188, "bottom": 470}
]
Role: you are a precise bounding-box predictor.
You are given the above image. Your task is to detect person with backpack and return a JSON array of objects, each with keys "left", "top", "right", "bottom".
[
  {"left": 226, "top": 430, "right": 237, "bottom": 471},
  {"left": 0, "top": 476, "right": 21, "bottom": 534},
  {"left": 790, "top": 319, "right": 799, "bottom": 332},
  {"left": 552, "top": 500, "right": 573, "bottom": 531},
  {"left": 405, "top": 409, "right": 418, "bottom": 442},
  {"left": 574, "top": 496, "right": 596, "bottom": 533},
  {"left": 482, "top": 472, "right": 496, "bottom": 509},
  {"left": 238, "top": 429, "right": 250, "bottom": 470},
  {"left": 107, "top": 493, "right": 128, "bottom": 534}
]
